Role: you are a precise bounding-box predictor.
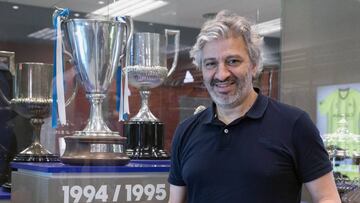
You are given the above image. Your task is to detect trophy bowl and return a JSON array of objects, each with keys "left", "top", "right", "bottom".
[
  {"left": 126, "top": 30, "right": 170, "bottom": 90},
  {"left": 124, "top": 30, "right": 180, "bottom": 159},
  {"left": 126, "top": 65, "right": 169, "bottom": 90},
  {"left": 58, "top": 14, "right": 133, "bottom": 165},
  {"left": 0, "top": 62, "right": 59, "bottom": 162},
  {"left": 11, "top": 98, "right": 51, "bottom": 119}
]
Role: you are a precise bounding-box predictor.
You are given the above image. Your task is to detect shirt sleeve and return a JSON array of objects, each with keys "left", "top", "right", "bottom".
[
  {"left": 292, "top": 112, "right": 333, "bottom": 183},
  {"left": 168, "top": 125, "right": 186, "bottom": 186}
]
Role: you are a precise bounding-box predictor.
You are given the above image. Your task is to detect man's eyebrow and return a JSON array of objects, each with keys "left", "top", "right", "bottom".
[
  {"left": 202, "top": 55, "right": 244, "bottom": 63},
  {"left": 203, "top": 58, "right": 216, "bottom": 62}
]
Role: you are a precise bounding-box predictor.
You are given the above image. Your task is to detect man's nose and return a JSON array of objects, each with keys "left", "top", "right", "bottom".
[{"left": 214, "top": 63, "right": 231, "bottom": 81}]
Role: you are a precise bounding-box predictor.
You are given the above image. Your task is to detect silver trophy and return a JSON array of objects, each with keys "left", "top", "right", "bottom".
[
  {"left": 124, "top": 30, "right": 180, "bottom": 159},
  {"left": 0, "top": 62, "right": 59, "bottom": 162},
  {"left": 58, "top": 12, "right": 133, "bottom": 165}
]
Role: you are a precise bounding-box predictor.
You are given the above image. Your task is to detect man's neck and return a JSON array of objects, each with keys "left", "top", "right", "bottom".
[{"left": 216, "top": 90, "right": 258, "bottom": 125}]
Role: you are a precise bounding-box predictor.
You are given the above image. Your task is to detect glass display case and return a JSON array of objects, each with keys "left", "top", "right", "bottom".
[{"left": 0, "top": 0, "right": 359, "bottom": 202}]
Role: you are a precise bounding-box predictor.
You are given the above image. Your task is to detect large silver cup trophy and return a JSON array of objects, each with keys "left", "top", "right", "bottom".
[
  {"left": 59, "top": 13, "right": 133, "bottom": 165},
  {"left": 0, "top": 63, "right": 59, "bottom": 162},
  {"left": 124, "top": 30, "right": 180, "bottom": 159}
]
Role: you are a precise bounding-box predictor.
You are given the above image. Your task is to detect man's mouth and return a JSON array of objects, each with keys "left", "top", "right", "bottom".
[
  {"left": 211, "top": 80, "right": 236, "bottom": 93},
  {"left": 214, "top": 81, "right": 235, "bottom": 87},
  {"left": 210, "top": 78, "right": 236, "bottom": 87}
]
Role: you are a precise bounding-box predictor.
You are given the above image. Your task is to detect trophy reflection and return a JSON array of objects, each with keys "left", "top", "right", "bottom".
[
  {"left": 0, "top": 63, "right": 59, "bottom": 162},
  {"left": 58, "top": 11, "right": 133, "bottom": 165},
  {"left": 124, "top": 30, "right": 180, "bottom": 159}
]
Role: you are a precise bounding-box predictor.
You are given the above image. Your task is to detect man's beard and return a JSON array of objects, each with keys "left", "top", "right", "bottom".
[{"left": 204, "top": 72, "right": 252, "bottom": 109}]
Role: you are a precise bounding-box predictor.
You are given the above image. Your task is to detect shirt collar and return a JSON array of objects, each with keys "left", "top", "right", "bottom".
[
  {"left": 245, "top": 93, "right": 268, "bottom": 119},
  {"left": 203, "top": 103, "right": 217, "bottom": 124},
  {"left": 203, "top": 90, "right": 269, "bottom": 124}
]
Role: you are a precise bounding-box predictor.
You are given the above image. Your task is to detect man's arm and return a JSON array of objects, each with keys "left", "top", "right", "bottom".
[
  {"left": 168, "top": 184, "right": 186, "bottom": 203},
  {"left": 304, "top": 172, "right": 341, "bottom": 203}
]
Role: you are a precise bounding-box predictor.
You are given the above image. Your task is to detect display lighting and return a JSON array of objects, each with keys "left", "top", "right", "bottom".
[
  {"left": 252, "top": 18, "right": 281, "bottom": 36},
  {"left": 27, "top": 0, "right": 167, "bottom": 41},
  {"left": 183, "top": 70, "right": 194, "bottom": 84},
  {"left": 27, "top": 28, "right": 56, "bottom": 40},
  {"left": 90, "top": 0, "right": 168, "bottom": 17}
]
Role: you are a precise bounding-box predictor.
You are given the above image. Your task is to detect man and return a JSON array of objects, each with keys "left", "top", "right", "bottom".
[{"left": 168, "top": 10, "right": 341, "bottom": 203}]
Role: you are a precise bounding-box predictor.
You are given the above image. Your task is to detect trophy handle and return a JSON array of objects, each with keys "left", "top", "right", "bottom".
[
  {"left": 64, "top": 76, "right": 78, "bottom": 107},
  {"left": 120, "top": 16, "right": 134, "bottom": 61},
  {"left": 165, "top": 29, "right": 180, "bottom": 77},
  {"left": 0, "top": 68, "right": 12, "bottom": 106},
  {"left": 0, "top": 83, "right": 11, "bottom": 106},
  {"left": 52, "top": 7, "right": 69, "bottom": 25},
  {"left": 61, "top": 48, "right": 78, "bottom": 107}
]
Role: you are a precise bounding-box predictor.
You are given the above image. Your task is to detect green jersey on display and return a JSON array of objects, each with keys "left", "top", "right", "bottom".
[{"left": 319, "top": 88, "right": 360, "bottom": 134}]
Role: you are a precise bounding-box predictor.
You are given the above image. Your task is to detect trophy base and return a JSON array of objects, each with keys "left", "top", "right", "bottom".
[
  {"left": 126, "top": 148, "right": 169, "bottom": 160},
  {"left": 12, "top": 142, "right": 60, "bottom": 162},
  {"left": 124, "top": 121, "right": 169, "bottom": 160},
  {"left": 13, "top": 153, "right": 60, "bottom": 162},
  {"left": 60, "top": 136, "right": 130, "bottom": 166},
  {"left": 74, "top": 130, "right": 119, "bottom": 136},
  {"left": 1, "top": 182, "right": 11, "bottom": 192}
]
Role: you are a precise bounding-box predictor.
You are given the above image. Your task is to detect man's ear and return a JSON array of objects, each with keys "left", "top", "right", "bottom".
[{"left": 251, "top": 64, "right": 259, "bottom": 78}]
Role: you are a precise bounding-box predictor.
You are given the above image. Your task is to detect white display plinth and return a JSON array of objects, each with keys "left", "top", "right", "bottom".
[{"left": 11, "top": 160, "right": 170, "bottom": 203}]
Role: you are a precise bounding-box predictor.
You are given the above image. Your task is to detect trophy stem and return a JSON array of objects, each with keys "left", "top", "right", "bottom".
[
  {"left": 131, "top": 90, "right": 159, "bottom": 122},
  {"left": 83, "top": 93, "right": 112, "bottom": 133},
  {"left": 62, "top": 93, "right": 129, "bottom": 165},
  {"left": 13, "top": 117, "right": 59, "bottom": 162},
  {"left": 31, "top": 118, "right": 43, "bottom": 145}
]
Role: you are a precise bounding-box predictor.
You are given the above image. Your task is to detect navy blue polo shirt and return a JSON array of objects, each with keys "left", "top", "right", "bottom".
[{"left": 168, "top": 94, "right": 332, "bottom": 203}]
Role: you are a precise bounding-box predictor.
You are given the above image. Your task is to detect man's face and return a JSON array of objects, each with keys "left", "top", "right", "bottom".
[{"left": 201, "top": 36, "right": 257, "bottom": 109}]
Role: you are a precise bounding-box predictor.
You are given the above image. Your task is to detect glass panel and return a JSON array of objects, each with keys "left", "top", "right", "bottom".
[
  {"left": 281, "top": 0, "right": 360, "bottom": 197},
  {"left": 14, "top": 0, "right": 360, "bottom": 202}
]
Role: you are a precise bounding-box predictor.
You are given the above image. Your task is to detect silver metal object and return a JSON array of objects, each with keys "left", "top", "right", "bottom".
[
  {"left": 125, "top": 30, "right": 180, "bottom": 122},
  {"left": 60, "top": 14, "right": 133, "bottom": 165},
  {"left": 194, "top": 105, "right": 206, "bottom": 115},
  {"left": 0, "top": 62, "right": 59, "bottom": 162},
  {"left": 64, "top": 17, "right": 131, "bottom": 136}
]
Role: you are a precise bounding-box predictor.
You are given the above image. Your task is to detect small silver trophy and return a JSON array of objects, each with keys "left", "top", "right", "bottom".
[
  {"left": 0, "top": 62, "right": 59, "bottom": 162},
  {"left": 57, "top": 10, "right": 133, "bottom": 165},
  {"left": 124, "top": 30, "right": 180, "bottom": 159}
]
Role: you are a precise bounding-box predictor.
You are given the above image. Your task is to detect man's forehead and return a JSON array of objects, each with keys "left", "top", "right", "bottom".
[
  {"left": 203, "top": 37, "right": 247, "bottom": 51},
  {"left": 203, "top": 54, "right": 243, "bottom": 61},
  {"left": 203, "top": 35, "right": 245, "bottom": 45}
]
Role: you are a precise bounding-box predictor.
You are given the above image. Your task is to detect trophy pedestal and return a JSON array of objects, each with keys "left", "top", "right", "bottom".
[
  {"left": 13, "top": 143, "right": 60, "bottom": 162},
  {"left": 60, "top": 135, "right": 130, "bottom": 166},
  {"left": 124, "top": 121, "right": 169, "bottom": 159}
]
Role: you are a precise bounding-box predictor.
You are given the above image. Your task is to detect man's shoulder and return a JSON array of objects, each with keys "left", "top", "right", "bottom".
[
  {"left": 169, "top": 108, "right": 209, "bottom": 151},
  {"left": 178, "top": 107, "right": 209, "bottom": 129}
]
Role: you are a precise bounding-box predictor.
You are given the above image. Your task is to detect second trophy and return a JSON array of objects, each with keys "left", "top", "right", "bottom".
[{"left": 124, "top": 29, "right": 180, "bottom": 159}]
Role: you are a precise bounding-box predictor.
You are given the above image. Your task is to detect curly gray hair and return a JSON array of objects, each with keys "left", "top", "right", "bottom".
[{"left": 190, "top": 10, "right": 262, "bottom": 72}]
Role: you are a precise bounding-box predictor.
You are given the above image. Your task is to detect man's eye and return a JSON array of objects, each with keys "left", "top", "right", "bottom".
[
  {"left": 227, "top": 59, "right": 241, "bottom": 65},
  {"left": 204, "top": 61, "right": 217, "bottom": 68}
]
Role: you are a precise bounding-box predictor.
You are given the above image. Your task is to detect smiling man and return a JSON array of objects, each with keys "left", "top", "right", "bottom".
[{"left": 168, "top": 10, "right": 341, "bottom": 203}]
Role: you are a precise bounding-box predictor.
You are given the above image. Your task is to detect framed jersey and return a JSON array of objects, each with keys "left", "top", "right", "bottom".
[
  {"left": 317, "top": 83, "right": 360, "bottom": 179},
  {"left": 317, "top": 83, "right": 360, "bottom": 136}
]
